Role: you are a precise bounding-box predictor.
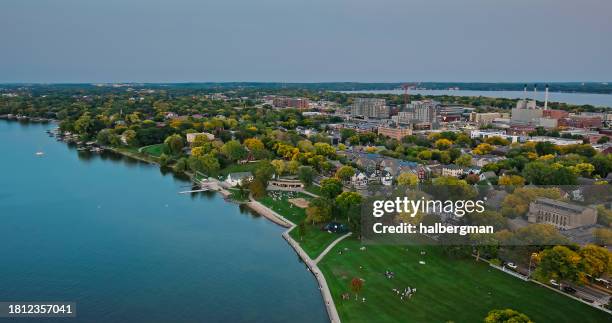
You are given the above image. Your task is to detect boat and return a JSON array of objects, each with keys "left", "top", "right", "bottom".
[{"left": 35, "top": 151, "right": 44, "bottom": 156}]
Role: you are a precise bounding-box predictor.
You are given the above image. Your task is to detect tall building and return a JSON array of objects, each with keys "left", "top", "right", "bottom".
[
  {"left": 396, "top": 100, "right": 439, "bottom": 128},
  {"left": 351, "top": 98, "right": 389, "bottom": 119}
]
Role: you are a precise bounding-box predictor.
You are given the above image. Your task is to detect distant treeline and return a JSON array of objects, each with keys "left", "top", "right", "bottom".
[{"left": 1, "top": 82, "right": 611, "bottom": 94}]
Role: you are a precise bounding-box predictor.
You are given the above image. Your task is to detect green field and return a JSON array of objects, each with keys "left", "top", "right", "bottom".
[
  {"left": 304, "top": 184, "right": 323, "bottom": 196},
  {"left": 259, "top": 191, "right": 344, "bottom": 258},
  {"left": 218, "top": 162, "right": 263, "bottom": 177},
  {"left": 318, "top": 238, "right": 610, "bottom": 323},
  {"left": 289, "top": 226, "right": 340, "bottom": 259},
  {"left": 140, "top": 143, "right": 165, "bottom": 157}
]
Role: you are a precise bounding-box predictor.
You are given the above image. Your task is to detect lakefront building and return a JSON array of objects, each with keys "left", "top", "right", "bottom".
[{"left": 527, "top": 198, "right": 597, "bottom": 230}]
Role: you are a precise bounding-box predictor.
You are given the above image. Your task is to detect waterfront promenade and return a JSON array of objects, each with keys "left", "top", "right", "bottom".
[{"left": 246, "top": 197, "right": 346, "bottom": 323}]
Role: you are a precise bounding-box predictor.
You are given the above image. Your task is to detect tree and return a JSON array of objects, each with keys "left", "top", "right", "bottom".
[
  {"left": 164, "top": 134, "right": 184, "bottom": 155},
  {"left": 350, "top": 277, "right": 363, "bottom": 299},
  {"left": 159, "top": 153, "right": 169, "bottom": 167},
  {"left": 597, "top": 136, "right": 610, "bottom": 144},
  {"left": 271, "top": 159, "right": 286, "bottom": 177},
  {"left": 305, "top": 197, "right": 332, "bottom": 224},
  {"left": 568, "top": 163, "right": 595, "bottom": 177},
  {"left": 254, "top": 162, "right": 275, "bottom": 185},
  {"left": 175, "top": 157, "right": 188, "bottom": 172},
  {"left": 96, "top": 129, "right": 114, "bottom": 145},
  {"left": 122, "top": 129, "right": 138, "bottom": 147},
  {"left": 579, "top": 244, "right": 611, "bottom": 280},
  {"left": 221, "top": 140, "right": 247, "bottom": 162},
  {"left": 594, "top": 227, "right": 612, "bottom": 246},
  {"left": 336, "top": 191, "right": 362, "bottom": 222},
  {"left": 484, "top": 309, "right": 533, "bottom": 323},
  {"left": 297, "top": 221, "right": 306, "bottom": 241},
  {"left": 455, "top": 154, "right": 472, "bottom": 167},
  {"left": 320, "top": 178, "right": 343, "bottom": 199},
  {"left": 286, "top": 160, "right": 300, "bottom": 175},
  {"left": 74, "top": 114, "right": 95, "bottom": 136},
  {"left": 397, "top": 172, "right": 419, "bottom": 186},
  {"left": 298, "top": 166, "right": 315, "bottom": 186},
  {"left": 522, "top": 161, "right": 577, "bottom": 185},
  {"left": 187, "top": 154, "right": 220, "bottom": 175},
  {"left": 244, "top": 137, "right": 267, "bottom": 159},
  {"left": 472, "top": 143, "right": 494, "bottom": 155},
  {"left": 335, "top": 166, "right": 355, "bottom": 182},
  {"left": 434, "top": 138, "right": 453, "bottom": 150},
  {"left": 314, "top": 142, "right": 335, "bottom": 157},
  {"left": 498, "top": 175, "right": 525, "bottom": 186},
  {"left": 485, "top": 136, "right": 510, "bottom": 146},
  {"left": 535, "top": 245, "right": 581, "bottom": 283},
  {"left": 249, "top": 179, "right": 267, "bottom": 199}
]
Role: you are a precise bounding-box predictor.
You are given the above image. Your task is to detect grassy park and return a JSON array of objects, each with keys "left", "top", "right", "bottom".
[
  {"left": 318, "top": 238, "right": 610, "bottom": 323},
  {"left": 140, "top": 143, "right": 165, "bottom": 157},
  {"left": 258, "top": 191, "right": 345, "bottom": 259}
]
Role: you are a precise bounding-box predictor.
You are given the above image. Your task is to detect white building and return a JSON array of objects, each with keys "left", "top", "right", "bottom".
[
  {"left": 225, "top": 172, "right": 253, "bottom": 187},
  {"left": 469, "top": 130, "right": 521, "bottom": 143}
]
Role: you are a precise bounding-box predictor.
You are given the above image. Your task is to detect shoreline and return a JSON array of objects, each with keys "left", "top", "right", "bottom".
[{"left": 68, "top": 130, "right": 341, "bottom": 322}]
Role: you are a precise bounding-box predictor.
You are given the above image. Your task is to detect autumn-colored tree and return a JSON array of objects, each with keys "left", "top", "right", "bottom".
[
  {"left": 498, "top": 175, "right": 525, "bottom": 186},
  {"left": 579, "top": 244, "right": 612, "bottom": 280},
  {"left": 350, "top": 277, "right": 363, "bottom": 299},
  {"left": 397, "top": 172, "right": 419, "bottom": 186},
  {"left": 472, "top": 143, "right": 494, "bottom": 155},
  {"left": 484, "top": 309, "right": 533, "bottom": 323},
  {"left": 335, "top": 165, "right": 356, "bottom": 182},
  {"left": 434, "top": 138, "right": 453, "bottom": 150}
]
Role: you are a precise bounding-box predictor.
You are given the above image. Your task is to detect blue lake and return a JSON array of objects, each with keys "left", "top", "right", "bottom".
[
  {"left": 0, "top": 120, "right": 327, "bottom": 323},
  {"left": 343, "top": 89, "right": 612, "bottom": 108}
]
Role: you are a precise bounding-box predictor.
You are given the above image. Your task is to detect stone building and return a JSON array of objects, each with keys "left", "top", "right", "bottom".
[{"left": 528, "top": 198, "right": 597, "bottom": 230}]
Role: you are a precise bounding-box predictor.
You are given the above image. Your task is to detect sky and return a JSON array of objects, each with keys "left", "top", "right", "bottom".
[{"left": 1, "top": 0, "right": 611, "bottom": 83}]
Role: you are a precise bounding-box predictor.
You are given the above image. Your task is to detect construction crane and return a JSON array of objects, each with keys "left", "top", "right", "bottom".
[{"left": 401, "top": 83, "right": 418, "bottom": 108}]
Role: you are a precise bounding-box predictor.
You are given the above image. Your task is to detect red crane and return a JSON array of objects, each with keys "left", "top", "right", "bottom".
[{"left": 401, "top": 83, "right": 417, "bottom": 107}]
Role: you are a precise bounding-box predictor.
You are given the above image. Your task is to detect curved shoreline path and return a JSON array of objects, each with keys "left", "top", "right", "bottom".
[{"left": 245, "top": 197, "right": 347, "bottom": 323}]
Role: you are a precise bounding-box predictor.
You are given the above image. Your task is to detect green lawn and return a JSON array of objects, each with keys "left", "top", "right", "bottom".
[
  {"left": 304, "top": 184, "right": 323, "bottom": 196},
  {"left": 258, "top": 191, "right": 310, "bottom": 224},
  {"left": 258, "top": 191, "right": 343, "bottom": 259},
  {"left": 218, "top": 162, "right": 263, "bottom": 177},
  {"left": 140, "top": 143, "right": 165, "bottom": 157},
  {"left": 319, "top": 238, "right": 610, "bottom": 323},
  {"left": 228, "top": 188, "right": 249, "bottom": 202},
  {"left": 289, "top": 226, "right": 341, "bottom": 259}
]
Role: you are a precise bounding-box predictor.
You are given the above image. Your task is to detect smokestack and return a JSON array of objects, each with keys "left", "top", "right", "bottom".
[
  {"left": 544, "top": 84, "right": 549, "bottom": 110},
  {"left": 533, "top": 84, "right": 538, "bottom": 108}
]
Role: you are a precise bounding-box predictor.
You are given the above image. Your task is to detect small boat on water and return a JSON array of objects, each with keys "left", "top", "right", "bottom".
[{"left": 35, "top": 151, "right": 44, "bottom": 156}]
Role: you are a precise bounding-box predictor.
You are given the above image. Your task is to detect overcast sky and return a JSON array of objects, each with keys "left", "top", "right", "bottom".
[{"left": 1, "top": 0, "right": 611, "bottom": 83}]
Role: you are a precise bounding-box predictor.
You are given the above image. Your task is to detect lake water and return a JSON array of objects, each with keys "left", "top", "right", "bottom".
[
  {"left": 0, "top": 120, "right": 327, "bottom": 323},
  {"left": 342, "top": 89, "right": 612, "bottom": 108}
]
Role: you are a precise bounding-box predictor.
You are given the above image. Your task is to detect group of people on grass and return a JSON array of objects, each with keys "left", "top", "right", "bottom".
[{"left": 393, "top": 286, "right": 417, "bottom": 301}]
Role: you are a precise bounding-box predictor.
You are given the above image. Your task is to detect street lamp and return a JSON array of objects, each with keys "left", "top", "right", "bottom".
[{"left": 527, "top": 252, "right": 538, "bottom": 278}]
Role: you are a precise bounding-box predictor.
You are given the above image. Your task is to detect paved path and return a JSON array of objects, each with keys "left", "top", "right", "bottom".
[
  {"left": 246, "top": 194, "right": 343, "bottom": 323},
  {"left": 314, "top": 232, "right": 352, "bottom": 263}
]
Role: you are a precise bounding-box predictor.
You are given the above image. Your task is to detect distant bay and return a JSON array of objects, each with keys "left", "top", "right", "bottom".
[{"left": 342, "top": 89, "right": 612, "bottom": 108}]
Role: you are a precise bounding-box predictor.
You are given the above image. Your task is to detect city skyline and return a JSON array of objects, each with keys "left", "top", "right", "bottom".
[{"left": 1, "top": 0, "right": 611, "bottom": 83}]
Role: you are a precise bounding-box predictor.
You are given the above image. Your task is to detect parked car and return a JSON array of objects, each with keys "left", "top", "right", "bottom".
[
  {"left": 506, "top": 262, "right": 518, "bottom": 270},
  {"left": 595, "top": 278, "right": 610, "bottom": 287},
  {"left": 550, "top": 279, "right": 560, "bottom": 287},
  {"left": 562, "top": 286, "right": 577, "bottom": 294}
]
